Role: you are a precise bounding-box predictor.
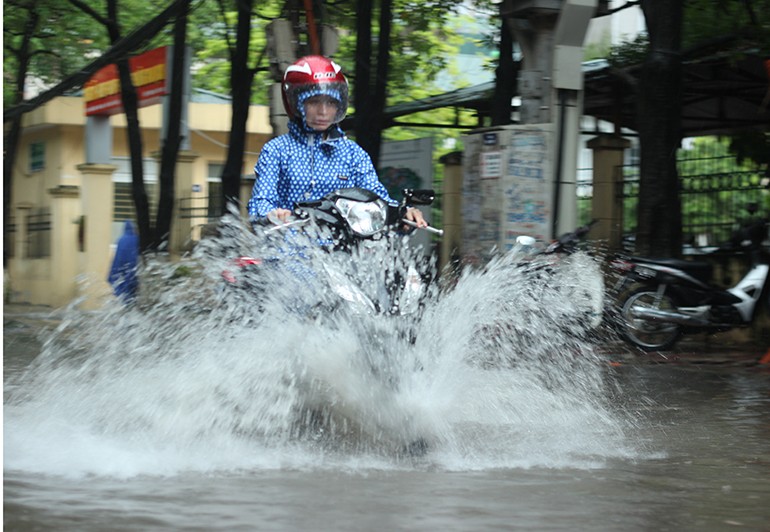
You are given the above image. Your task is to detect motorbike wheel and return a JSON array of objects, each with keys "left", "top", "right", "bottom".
[{"left": 618, "top": 287, "right": 681, "bottom": 351}]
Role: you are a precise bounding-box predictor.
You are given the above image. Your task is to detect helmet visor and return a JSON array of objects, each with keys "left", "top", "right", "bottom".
[{"left": 290, "top": 82, "right": 348, "bottom": 124}]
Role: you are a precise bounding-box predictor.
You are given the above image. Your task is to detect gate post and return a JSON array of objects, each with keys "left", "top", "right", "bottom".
[
  {"left": 587, "top": 134, "right": 629, "bottom": 250},
  {"left": 77, "top": 162, "right": 117, "bottom": 308},
  {"left": 48, "top": 185, "right": 81, "bottom": 306},
  {"left": 439, "top": 151, "right": 463, "bottom": 274},
  {"left": 162, "top": 150, "right": 200, "bottom": 255}
]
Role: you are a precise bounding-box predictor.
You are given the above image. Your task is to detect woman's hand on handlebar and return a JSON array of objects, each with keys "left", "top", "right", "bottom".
[
  {"left": 267, "top": 208, "right": 293, "bottom": 225},
  {"left": 403, "top": 207, "right": 427, "bottom": 229}
]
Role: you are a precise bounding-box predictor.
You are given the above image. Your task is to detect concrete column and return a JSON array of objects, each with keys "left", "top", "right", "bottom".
[
  {"left": 48, "top": 185, "right": 82, "bottom": 307},
  {"left": 77, "top": 162, "right": 117, "bottom": 308},
  {"left": 586, "top": 134, "right": 629, "bottom": 250},
  {"left": 439, "top": 151, "right": 463, "bottom": 275}
]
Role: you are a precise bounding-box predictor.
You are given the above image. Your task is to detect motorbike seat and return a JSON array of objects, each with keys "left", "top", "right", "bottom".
[{"left": 630, "top": 256, "right": 713, "bottom": 284}]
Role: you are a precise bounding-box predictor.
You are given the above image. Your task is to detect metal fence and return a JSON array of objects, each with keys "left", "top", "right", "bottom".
[
  {"left": 178, "top": 196, "right": 223, "bottom": 222},
  {"left": 578, "top": 155, "right": 769, "bottom": 249},
  {"left": 5, "top": 216, "right": 16, "bottom": 259}
]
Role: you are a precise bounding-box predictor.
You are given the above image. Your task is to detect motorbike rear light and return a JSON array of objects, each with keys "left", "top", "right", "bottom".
[
  {"left": 221, "top": 257, "right": 262, "bottom": 284},
  {"left": 233, "top": 257, "right": 262, "bottom": 267}
]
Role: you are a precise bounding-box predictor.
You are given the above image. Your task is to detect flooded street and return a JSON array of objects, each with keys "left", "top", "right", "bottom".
[
  {"left": 5, "top": 347, "right": 769, "bottom": 531},
  {"left": 4, "top": 238, "right": 770, "bottom": 530}
]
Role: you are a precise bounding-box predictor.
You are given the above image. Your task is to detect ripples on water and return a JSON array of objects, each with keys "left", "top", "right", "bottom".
[{"left": 4, "top": 217, "right": 639, "bottom": 478}]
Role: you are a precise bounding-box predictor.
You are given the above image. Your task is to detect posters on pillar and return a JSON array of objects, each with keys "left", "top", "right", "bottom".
[
  {"left": 480, "top": 151, "right": 503, "bottom": 179},
  {"left": 502, "top": 125, "right": 553, "bottom": 249},
  {"left": 378, "top": 137, "right": 434, "bottom": 255},
  {"left": 461, "top": 124, "right": 553, "bottom": 265},
  {"left": 460, "top": 130, "right": 506, "bottom": 265}
]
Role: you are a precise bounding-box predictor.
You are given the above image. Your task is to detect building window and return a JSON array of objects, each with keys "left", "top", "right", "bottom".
[
  {"left": 30, "top": 142, "right": 45, "bottom": 172},
  {"left": 26, "top": 208, "right": 51, "bottom": 258}
]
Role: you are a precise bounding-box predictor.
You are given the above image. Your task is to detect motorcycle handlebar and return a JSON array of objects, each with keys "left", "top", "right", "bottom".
[{"left": 401, "top": 218, "right": 444, "bottom": 236}]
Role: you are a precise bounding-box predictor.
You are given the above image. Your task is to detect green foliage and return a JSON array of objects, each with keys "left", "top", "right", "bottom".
[
  {"left": 3, "top": 0, "right": 204, "bottom": 108},
  {"left": 728, "top": 131, "right": 770, "bottom": 176},
  {"left": 326, "top": 1, "right": 479, "bottom": 190},
  {"left": 584, "top": 30, "right": 611, "bottom": 61},
  {"left": 187, "top": 0, "right": 280, "bottom": 104},
  {"left": 3, "top": 0, "right": 104, "bottom": 107},
  {"left": 607, "top": 32, "right": 649, "bottom": 68},
  {"left": 682, "top": 0, "right": 770, "bottom": 51}
]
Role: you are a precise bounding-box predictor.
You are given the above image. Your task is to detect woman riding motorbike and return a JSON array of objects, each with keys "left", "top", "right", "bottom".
[{"left": 247, "top": 55, "right": 426, "bottom": 230}]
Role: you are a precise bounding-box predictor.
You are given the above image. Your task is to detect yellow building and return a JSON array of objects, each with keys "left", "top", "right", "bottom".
[{"left": 5, "top": 92, "right": 273, "bottom": 308}]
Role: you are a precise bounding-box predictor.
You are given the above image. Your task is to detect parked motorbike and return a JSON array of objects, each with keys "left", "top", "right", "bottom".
[
  {"left": 607, "top": 217, "right": 769, "bottom": 351},
  {"left": 513, "top": 220, "right": 604, "bottom": 331}
]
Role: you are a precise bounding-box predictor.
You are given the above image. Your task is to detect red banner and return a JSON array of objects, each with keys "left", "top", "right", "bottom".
[{"left": 84, "top": 46, "right": 168, "bottom": 116}]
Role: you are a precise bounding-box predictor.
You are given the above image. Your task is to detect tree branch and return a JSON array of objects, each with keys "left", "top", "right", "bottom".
[
  {"left": 67, "top": 0, "right": 111, "bottom": 27},
  {"left": 594, "top": 0, "right": 641, "bottom": 18},
  {"left": 3, "top": 0, "right": 188, "bottom": 123}
]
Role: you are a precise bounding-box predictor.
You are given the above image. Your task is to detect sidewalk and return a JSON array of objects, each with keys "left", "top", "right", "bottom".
[{"left": 601, "top": 335, "right": 770, "bottom": 367}]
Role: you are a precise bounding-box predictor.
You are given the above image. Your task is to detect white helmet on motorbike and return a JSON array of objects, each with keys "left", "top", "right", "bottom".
[{"left": 281, "top": 55, "right": 349, "bottom": 126}]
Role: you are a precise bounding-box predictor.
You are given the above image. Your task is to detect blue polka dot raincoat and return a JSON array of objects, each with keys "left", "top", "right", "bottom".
[{"left": 247, "top": 120, "right": 396, "bottom": 220}]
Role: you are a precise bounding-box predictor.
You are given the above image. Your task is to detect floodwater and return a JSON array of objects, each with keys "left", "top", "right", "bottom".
[{"left": 4, "top": 225, "right": 770, "bottom": 531}]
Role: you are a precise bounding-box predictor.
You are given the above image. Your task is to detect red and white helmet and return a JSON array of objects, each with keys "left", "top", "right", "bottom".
[{"left": 281, "top": 55, "right": 349, "bottom": 124}]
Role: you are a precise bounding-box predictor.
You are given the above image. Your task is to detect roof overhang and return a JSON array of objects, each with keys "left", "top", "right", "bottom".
[
  {"left": 358, "top": 51, "right": 769, "bottom": 136},
  {"left": 583, "top": 51, "right": 769, "bottom": 136}
]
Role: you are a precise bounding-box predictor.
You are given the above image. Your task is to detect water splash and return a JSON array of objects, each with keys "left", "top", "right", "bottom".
[{"left": 4, "top": 218, "right": 638, "bottom": 477}]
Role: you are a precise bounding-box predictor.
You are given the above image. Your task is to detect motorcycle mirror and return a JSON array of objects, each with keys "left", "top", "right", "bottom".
[
  {"left": 403, "top": 189, "right": 435, "bottom": 206},
  {"left": 515, "top": 235, "right": 537, "bottom": 247}
]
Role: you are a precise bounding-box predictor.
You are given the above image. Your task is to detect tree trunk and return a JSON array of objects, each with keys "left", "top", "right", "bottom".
[
  {"left": 155, "top": 1, "right": 190, "bottom": 249},
  {"left": 353, "top": 0, "right": 373, "bottom": 146},
  {"left": 221, "top": 0, "right": 256, "bottom": 214},
  {"left": 491, "top": 13, "right": 517, "bottom": 127},
  {"left": 353, "top": 0, "right": 392, "bottom": 169},
  {"left": 116, "top": 58, "right": 154, "bottom": 251},
  {"left": 3, "top": 2, "right": 40, "bottom": 267},
  {"left": 104, "top": 0, "right": 153, "bottom": 253},
  {"left": 636, "top": 0, "right": 684, "bottom": 257}
]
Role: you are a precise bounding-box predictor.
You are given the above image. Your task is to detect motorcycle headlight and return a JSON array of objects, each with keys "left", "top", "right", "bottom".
[{"left": 335, "top": 198, "right": 388, "bottom": 236}]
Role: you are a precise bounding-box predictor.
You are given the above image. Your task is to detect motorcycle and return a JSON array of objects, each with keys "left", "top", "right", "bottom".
[
  {"left": 220, "top": 187, "right": 441, "bottom": 456},
  {"left": 607, "top": 217, "right": 769, "bottom": 351},
  {"left": 222, "top": 187, "right": 441, "bottom": 317}
]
